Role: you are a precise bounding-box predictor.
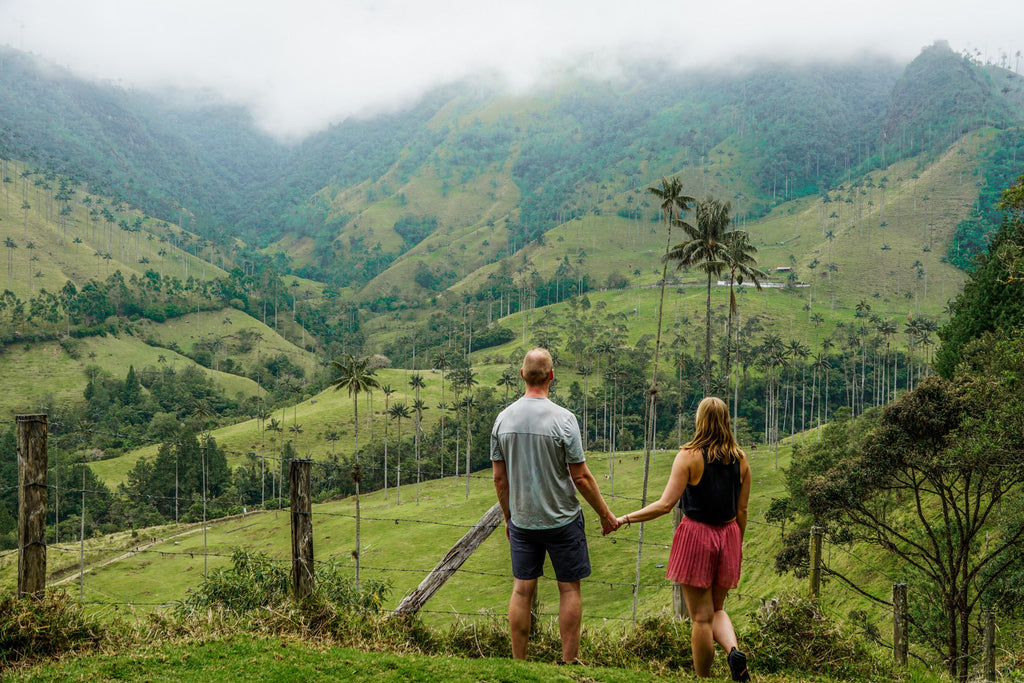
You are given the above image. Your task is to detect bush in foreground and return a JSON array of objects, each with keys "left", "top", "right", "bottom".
[{"left": 0, "top": 591, "right": 104, "bottom": 669}]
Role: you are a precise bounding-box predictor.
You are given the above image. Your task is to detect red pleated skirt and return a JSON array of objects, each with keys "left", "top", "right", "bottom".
[{"left": 666, "top": 516, "right": 742, "bottom": 589}]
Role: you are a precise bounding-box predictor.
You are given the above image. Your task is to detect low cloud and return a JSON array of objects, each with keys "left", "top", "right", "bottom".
[{"left": 1, "top": 0, "right": 1021, "bottom": 139}]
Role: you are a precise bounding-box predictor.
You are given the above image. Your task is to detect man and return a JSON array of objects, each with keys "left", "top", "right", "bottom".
[{"left": 491, "top": 347, "right": 618, "bottom": 664}]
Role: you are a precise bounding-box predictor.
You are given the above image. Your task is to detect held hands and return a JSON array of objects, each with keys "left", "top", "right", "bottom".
[
  {"left": 600, "top": 513, "right": 619, "bottom": 535},
  {"left": 600, "top": 512, "right": 620, "bottom": 535}
]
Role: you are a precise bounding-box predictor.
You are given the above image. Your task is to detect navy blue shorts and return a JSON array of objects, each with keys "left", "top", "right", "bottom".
[{"left": 508, "top": 512, "right": 591, "bottom": 583}]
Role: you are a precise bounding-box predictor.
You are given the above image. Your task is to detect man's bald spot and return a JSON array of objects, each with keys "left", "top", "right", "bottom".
[{"left": 521, "top": 347, "right": 554, "bottom": 387}]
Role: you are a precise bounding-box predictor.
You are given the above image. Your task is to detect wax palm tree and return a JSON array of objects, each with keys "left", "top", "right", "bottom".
[
  {"left": 722, "top": 229, "right": 765, "bottom": 426},
  {"left": 188, "top": 398, "right": 214, "bottom": 578},
  {"left": 644, "top": 176, "right": 694, "bottom": 452},
  {"left": 387, "top": 402, "right": 411, "bottom": 504},
  {"left": 431, "top": 350, "right": 449, "bottom": 477},
  {"left": 787, "top": 339, "right": 810, "bottom": 437},
  {"left": 330, "top": 353, "right": 379, "bottom": 587},
  {"left": 435, "top": 400, "right": 450, "bottom": 477},
  {"left": 459, "top": 393, "right": 476, "bottom": 501},
  {"left": 380, "top": 384, "right": 395, "bottom": 499},
  {"left": 811, "top": 351, "right": 831, "bottom": 437},
  {"left": 412, "top": 398, "right": 429, "bottom": 501},
  {"left": 408, "top": 372, "right": 426, "bottom": 499},
  {"left": 667, "top": 198, "right": 732, "bottom": 396},
  {"left": 497, "top": 365, "right": 519, "bottom": 405},
  {"left": 4, "top": 237, "right": 16, "bottom": 290}
]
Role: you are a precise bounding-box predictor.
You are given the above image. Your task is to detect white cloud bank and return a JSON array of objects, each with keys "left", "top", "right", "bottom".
[{"left": 1, "top": 0, "right": 1021, "bottom": 139}]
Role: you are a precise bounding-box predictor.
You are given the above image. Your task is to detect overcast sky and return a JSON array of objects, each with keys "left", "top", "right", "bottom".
[{"left": 1, "top": 0, "right": 1022, "bottom": 140}]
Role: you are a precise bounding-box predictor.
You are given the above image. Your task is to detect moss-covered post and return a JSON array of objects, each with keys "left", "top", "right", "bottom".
[
  {"left": 893, "top": 583, "right": 908, "bottom": 666},
  {"left": 289, "top": 458, "right": 314, "bottom": 601},
  {"left": 17, "top": 414, "right": 47, "bottom": 598},
  {"left": 982, "top": 611, "right": 995, "bottom": 682}
]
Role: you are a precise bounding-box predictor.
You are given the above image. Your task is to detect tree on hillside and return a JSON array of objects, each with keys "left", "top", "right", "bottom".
[
  {"left": 496, "top": 365, "right": 518, "bottom": 405},
  {"left": 784, "top": 348, "right": 1024, "bottom": 681},
  {"left": 4, "top": 237, "right": 16, "bottom": 290},
  {"left": 457, "top": 368, "right": 478, "bottom": 500},
  {"left": 380, "top": 384, "right": 395, "bottom": 500},
  {"left": 430, "top": 350, "right": 449, "bottom": 478},
  {"left": 722, "top": 228, "right": 766, "bottom": 431},
  {"left": 387, "top": 401, "right": 411, "bottom": 505},
  {"left": 936, "top": 173, "right": 1024, "bottom": 377},
  {"left": 412, "top": 398, "right": 428, "bottom": 502},
  {"left": 408, "top": 372, "right": 425, "bottom": 501},
  {"left": 667, "top": 198, "right": 731, "bottom": 396},
  {"left": 330, "top": 353, "right": 379, "bottom": 587}
]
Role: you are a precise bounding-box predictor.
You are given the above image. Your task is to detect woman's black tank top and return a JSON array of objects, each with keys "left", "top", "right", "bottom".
[{"left": 679, "top": 449, "right": 741, "bottom": 524}]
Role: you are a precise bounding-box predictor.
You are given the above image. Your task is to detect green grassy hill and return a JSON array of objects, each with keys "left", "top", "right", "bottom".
[
  {"left": 0, "top": 159, "right": 226, "bottom": 302},
  {"left": 0, "top": 158, "right": 316, "bottom": 420}
]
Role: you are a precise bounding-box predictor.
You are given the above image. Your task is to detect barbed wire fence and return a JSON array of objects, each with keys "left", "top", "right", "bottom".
[{"left": 3, "top": 415, "right": 1003, "bottom": 680}]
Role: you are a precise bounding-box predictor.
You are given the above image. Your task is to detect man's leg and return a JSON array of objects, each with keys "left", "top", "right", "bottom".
[
  {"left": 556, "top": 580, "right": 583, "bottom": 663},
  {"left": 509, "top": 578, "right": 537, "bottom": 660}
]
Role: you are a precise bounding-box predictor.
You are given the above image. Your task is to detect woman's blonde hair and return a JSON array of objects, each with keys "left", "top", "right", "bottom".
[{"left": 683, "top": 397, "right": 743, "bottom": 464}]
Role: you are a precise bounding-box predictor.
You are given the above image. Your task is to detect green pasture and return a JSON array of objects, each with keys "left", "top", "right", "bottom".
[
  {"left": 8, "top": 439, "right": 899, "bottom": 639},
  {"left": 0, "top": 330, "right": 249, "bottom": 420}
]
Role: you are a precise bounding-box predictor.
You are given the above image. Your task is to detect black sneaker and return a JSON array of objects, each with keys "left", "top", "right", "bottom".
[{"left": 728, "top": 647, "right": 750, "bottom": 682}]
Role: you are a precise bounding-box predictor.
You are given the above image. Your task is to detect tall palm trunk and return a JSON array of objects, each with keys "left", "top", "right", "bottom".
[
  {"left": 353, "top": 395, "right": 361, "bottom": 589},
  {"left": 703, "top": 270, "right": 713, "bottom": 396}
]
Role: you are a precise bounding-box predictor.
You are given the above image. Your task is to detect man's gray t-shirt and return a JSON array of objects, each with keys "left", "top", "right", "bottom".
[{"left": 490, "top": 396, "right": 586, "bottom": 530}]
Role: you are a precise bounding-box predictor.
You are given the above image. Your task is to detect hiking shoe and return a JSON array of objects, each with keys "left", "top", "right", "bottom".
[{"left": 728, "top": 647, "right": 750, "bottom": 682}]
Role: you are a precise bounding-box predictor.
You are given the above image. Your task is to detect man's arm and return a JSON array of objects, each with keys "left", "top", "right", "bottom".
[
  {"left": 568, "top": 461, "right": 617, "bottom": 534},
  {"left": 492, "top": 460, "right": 511, "bottom": 540}
]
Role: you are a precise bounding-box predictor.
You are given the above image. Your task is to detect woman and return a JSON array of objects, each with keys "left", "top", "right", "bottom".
[{"left": 617, "top": 397, "right": 751, "bottom": 681}]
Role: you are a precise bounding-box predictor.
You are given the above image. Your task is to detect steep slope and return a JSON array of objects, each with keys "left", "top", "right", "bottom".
[
  {"left": 0, "top": 47, "right": 285, "bottom": 233},
  {"left": 882, "top": 41, "right": 1024, "bottom": 163}
]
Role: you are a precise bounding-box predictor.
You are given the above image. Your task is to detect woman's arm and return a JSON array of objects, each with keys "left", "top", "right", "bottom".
[{"left": 616, "top": 448, "right": 693, "bottom": 527}]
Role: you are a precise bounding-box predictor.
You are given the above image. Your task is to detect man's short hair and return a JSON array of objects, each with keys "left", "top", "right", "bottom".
[{"left": 521, "top": 347, "right": 553, "bottom": 387}]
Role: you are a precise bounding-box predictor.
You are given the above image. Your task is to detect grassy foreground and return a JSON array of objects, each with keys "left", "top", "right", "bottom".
[{"left": 4, "top": 632, "right": 941, "bottom": 683}]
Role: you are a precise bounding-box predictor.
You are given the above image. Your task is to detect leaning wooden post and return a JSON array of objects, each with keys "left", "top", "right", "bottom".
[
  {"left": 394, "top": 502, "right": 503, "bottom": 615},
  {"left": 808, "top": 526, "right": 823, "bottom": 599},
  {"left": 17, "top": 414, "right": 48, "bottom": 598},
  {"left": 672, "top": 507, "right": 687, "bottom": 619},
  {"left": 893, "top": 583, "right": 908, "bottom": 666},
  {"left": 982, "top": 611, "right": 995, "bottom": 682},
  {"left": 289, "top": 458, "right": 314, "bottom": 601}
]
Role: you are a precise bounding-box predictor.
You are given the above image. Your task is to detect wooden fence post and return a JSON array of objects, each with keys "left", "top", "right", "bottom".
[
  {"left": 982, "top": 611, "right": 995, "bottom": 682},
  {"left": 17, "top": 414, "right": 48, "bottom": 598},
  {"left": 394, "top": 502, "right": 503, "bottom": 615},
  {"left": 893, "top": 583, "right": 908, "bottom": 666},
  {"left": 289, "top": 458, "right": 314, "bottom": 601},
  {"left": 809, "top": 526, "right": 823, "bottom": 599},
  {"left": 672, "top": 507, "right": 687, "bottom": 619}
]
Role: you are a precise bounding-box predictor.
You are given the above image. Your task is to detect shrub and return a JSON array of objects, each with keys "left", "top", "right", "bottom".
[
  {"left": 743, "top": 594, "right": 890, "bottom": 679},
  {"left": 176, "top": 548, "right": 290, "bottom": 616},
  {"left": 176, "top": 549, "right": 391, "bottom": 617},
  {"left": 0, "top": 591, "right": 104, "bottom": 669}
]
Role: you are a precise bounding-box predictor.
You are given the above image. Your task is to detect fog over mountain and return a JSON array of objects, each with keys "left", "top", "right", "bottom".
[{"left": 1, "top": 0, "right": 1022, "bottom": 139}]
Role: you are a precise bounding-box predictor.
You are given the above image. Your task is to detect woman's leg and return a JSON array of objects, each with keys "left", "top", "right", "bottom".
[
  {"left": 711, "top": 585, "right": 739, "bottom": 652},
  {"left": 680, "top": 583, "right": 716, "bottom": 677}
]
